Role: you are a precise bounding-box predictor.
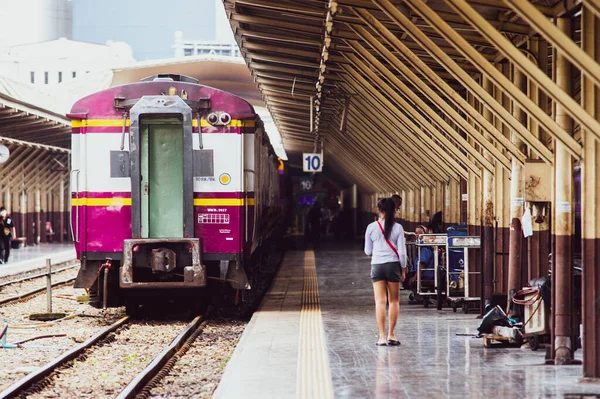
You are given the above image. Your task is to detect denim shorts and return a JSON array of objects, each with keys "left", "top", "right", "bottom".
[{"left": 371, "top": 262, "right": 402, "bottom": 283}]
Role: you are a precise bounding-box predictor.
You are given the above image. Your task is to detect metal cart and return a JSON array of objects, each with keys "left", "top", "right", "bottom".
[
  {"left": 445, "top": 235, "right": 481, "bottom": 313},
  {"left": 416, "top": 234, "right": 447, "bottom": 309}
]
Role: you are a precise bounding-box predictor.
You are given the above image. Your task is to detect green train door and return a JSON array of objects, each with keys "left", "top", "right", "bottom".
[{"left": 140, "top": 117, "right": 184, "bottom": 238}]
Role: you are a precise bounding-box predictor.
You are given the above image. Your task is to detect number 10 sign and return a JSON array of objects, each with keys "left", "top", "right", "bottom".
[{"left": 303, "top": 153, "right": 323, "bottom": 172}]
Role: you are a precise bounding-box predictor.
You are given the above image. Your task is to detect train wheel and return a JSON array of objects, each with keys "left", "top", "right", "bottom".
[{"left": 125, "top": 298, "right": 143, "bottom": 318}]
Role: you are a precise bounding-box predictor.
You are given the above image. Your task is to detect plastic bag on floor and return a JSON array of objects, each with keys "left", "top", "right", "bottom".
[{"left": 477, "top": 305, "right": 512, "bottom": 334}]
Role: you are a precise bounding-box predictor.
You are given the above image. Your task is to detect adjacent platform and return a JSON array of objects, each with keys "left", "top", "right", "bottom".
[
  {"left": 0, "top": 243, "right": 76, "bottom": 278},
  {"left": 215, "top": 242, "right": 600, "bottom": 398}
]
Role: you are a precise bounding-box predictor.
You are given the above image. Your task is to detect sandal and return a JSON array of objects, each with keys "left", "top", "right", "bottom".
[
  {"left": 387, "top": 339, "right": 401, "bottom": 346},
  {"left": 376, "top": 341, "right": 387, "bottom": 346}
]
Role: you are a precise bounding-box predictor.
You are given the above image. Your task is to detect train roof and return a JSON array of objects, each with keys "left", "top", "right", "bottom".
[{"left": 68, "top": 75, "right": 257, "bottom": 121}]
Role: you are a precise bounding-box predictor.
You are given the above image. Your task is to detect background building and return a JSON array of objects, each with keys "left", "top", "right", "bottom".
[
  {"left": 72, "top": 0, "right": 217, "bottom": 61},
  {"left": 0, "top": 38, "right": 135, "bottom": 87},
  {"left": 0, "top": 0, "right": 72, "bottom": 48}
]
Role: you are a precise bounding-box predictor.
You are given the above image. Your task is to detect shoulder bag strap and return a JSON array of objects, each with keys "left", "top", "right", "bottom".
[{"left": 376, "top": 221, "right": 399, "bottom": 259}]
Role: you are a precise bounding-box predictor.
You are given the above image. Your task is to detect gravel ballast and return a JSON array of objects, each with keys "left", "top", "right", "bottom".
[
  {"left": 148, "top": 317, "right": 247, "bottom": 399},
  {"left": 26, "top": 321, "right": 188, "bottom": 399},
  {"left": 0, "top": 284, "right": 125, "bottom": 393}
]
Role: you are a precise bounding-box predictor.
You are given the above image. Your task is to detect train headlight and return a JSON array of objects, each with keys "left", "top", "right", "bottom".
[
  {"left": 219, "top": 112, "right": 231, "bottom": 125},
  {"left": 207, "top": 113, "right": 218, "bottom": 125},
  {"left": 219, "top": 173, "right": 231, "bottom": 185}
]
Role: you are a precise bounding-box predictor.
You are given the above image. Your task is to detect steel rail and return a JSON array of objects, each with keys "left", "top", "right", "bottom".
[
  {"left": 116, "top": 314, "right": 209, "bottom": 399},
  {"left": 0, "top": 316, "right": 130, "bottom": 399},
  {"left": 0, "top": 261, "right": 78, "bottom": 289},
  {"left": 0, "top": 277, "right": 77, "bottom": 306}
]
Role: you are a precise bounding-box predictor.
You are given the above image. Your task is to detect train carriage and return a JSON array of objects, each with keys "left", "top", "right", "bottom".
[{"left": 68, "top": 74, "right": 283, "bottom": 311}]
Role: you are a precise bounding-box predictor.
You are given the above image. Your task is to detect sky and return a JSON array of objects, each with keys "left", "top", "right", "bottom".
[{"left": 72, "top": 0, "right": 218, "bottom": 61}]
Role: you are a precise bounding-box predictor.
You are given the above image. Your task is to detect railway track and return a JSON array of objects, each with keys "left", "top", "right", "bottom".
[
  {"left": 0, "top": 262, "right": 78, "bottom": 289},
  {"left": 0, "top": 261, "right": 79, "bottom": 307},
  {"left": 0, "top": 314, "right": 209, "bottom": 399}
]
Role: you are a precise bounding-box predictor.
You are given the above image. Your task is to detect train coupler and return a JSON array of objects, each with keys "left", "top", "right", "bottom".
[{"left": 120, "top": 238, "right": 206, "bottom": 289}]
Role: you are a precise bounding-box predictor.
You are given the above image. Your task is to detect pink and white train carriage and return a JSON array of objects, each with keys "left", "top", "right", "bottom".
[{"left": 68, "top": 74, "right": 284, "bottom": 312}]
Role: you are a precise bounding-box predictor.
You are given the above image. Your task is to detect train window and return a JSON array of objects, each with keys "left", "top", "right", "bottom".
[
  {"left": 194, "top": 150, "right": 214, "bottom": 177},
  {"left": 110, "top": 151, "right": 130, "bottom": 178}
]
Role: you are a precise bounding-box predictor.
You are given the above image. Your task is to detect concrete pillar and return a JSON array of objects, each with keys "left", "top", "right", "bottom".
[
  {"left": 5, "top": 190, "right": 11, "bottom": 216},
  {"left": 351, "top": 184, "right": 357, "bottom": 240},
  {"left": 35, "top": 189, "right": 41, "bottom": 245},
  {"left": 481, "top": 76, "right": 496, "bottom": 305},
  {"left": 445, "top": 182, "right": 451, "bottom": 228},
  {"left": 507, "top": 66, "right": 527, "bottom": 312},
  {"left": 581, "top": 7, "right": 600, "bottom": 379},
  {"left": 401, "top": 189, "right": 407, "bottom": 224},
  {"left": 409, "top": 188, "right": 416, "bottom": 232},
  {"left": 20, "top": 191, "right": 26, "bottom": 244},
  {"left": 435, "top": 181, "right": 443, "bottom": 215},
  {"left": 553, "top": 16, "right": 575, "bottom": 365},
  {"left": 59, "top": 180, "right": 65, "bottom": 243}
]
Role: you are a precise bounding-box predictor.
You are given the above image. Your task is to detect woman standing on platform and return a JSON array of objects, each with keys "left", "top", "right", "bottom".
[{"left": 364, "top": 198, "right": 407, "bottom": 346}]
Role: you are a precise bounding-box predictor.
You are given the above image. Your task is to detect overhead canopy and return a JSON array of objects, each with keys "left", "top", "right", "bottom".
[
  {"left": 223, "top": 0, "right": 585, "bottom": 192},
  {"left": 0, "top": 85, "right": 70, "bottom": 150}
]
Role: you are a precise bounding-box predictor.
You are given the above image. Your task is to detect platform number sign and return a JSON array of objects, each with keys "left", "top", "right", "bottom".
[{"left": 303, "top": 153, "right": 323, "bottom": 172}]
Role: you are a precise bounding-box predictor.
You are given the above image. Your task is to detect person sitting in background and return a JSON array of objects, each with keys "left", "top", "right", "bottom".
[{"left": 407, "top": 225, "right": 435, "bottom": 285}]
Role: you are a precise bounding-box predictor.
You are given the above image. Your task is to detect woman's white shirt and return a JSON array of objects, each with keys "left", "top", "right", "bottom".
[{"left": 364, "top": 220, "right": 407, "bottom": 267}]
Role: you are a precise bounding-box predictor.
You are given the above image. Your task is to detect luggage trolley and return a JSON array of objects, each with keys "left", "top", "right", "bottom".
[
  {"left": 416, "top": 234, "right": 447, "bottom": 309},
  {"left": 445, "top": 235, "right": 481, "bottom": 313}
]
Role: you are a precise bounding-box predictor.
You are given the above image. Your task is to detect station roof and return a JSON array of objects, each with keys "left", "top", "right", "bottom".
[
  {"left": 0, "top": 80, "right": 70, "bottom": 151},
  {"left": 223, "top": 0, "right": 581, "bottom": 192}
]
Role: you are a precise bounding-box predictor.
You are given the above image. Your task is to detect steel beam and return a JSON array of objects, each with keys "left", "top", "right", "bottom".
[
  {"left": 353, "top": 11, "right": 529, "bottom": 165},
  {"left": 504, "top": 0, "right": 600, "bottom": 88},
  {"left": 344, "top": 52, "right": 492, "bottom": 174},
  {"left": 371, "top": 2, "right": 556, "bottom": 164},
  {"left": 341, "top": 95, "right": 448, "bottom": 183},
  {"left": 338, "top": 80, "right": 462, "bottom": 181},
  {"left": 350, "top": 24, "right": 517, "bottom": 169},
  {"left": 440, "top": 0, "right": 596, "bottom": 151},
  {"left": 339, "top": 66, "right": 472, "bottom": 179},
  {"left": 346, "top": 55, "right": 482, "bottom": 173}
]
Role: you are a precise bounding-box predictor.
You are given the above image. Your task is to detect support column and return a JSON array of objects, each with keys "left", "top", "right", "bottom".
[
  {"left": 409, "top": 188, "right": 416, "bottom": 232},
  {"left": 507, "top": 67, "right": 527, "bottom": 312},
  {"left": 483, "top": 76, "right": 496, "bottom": 305},
  {"left": 20, "top": 191, "right": 26, "bottom": 245},
  {"left": 401, "top": 189, "right": 407, "bottom": 225},
  {"left": 581, "top": 7, "right": 600, "bottom": 378},
  {"left": 35, "top": 189, "right": 41, "bottom": 245},
  {"left": 5, "top": 190, "right": 11, "bottom": 216},
  {"left": 59, "top": 180, "right": 65, "bottom": 243},
  {"left": 351, "top": 184, "right": 358, "bottom": 240},
  {"left": 436, "top": 181, "right": 443, "bottom": 216},
  {"left": 423, "top": 186, "right": 431, "bottom": 224},
  {"left": 445, "top": 182, "right": 451, "bottom": 229},
  {"left": 553, "top": 16, "right": 574, "bottom": 365}
]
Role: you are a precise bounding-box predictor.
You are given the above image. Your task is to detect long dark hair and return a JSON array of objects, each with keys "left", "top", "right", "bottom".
[{"left": 377, "top": 198, "right": 396, "bottom": 240}]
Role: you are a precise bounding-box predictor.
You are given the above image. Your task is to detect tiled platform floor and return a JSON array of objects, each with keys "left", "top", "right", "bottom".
[
  {"left": 216, "top": 241, "right": 600, "bottom": 399},
  {"left": 317, "top": 242, "right": 600, "bottom": 399},
  {"left": 0, "top": 243, "right": 75, "bottom": 277}
]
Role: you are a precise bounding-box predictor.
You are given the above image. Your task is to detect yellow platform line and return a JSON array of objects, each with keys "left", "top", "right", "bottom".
[{"left": 297, "top": 250, "right": 334, "bottom": 399}]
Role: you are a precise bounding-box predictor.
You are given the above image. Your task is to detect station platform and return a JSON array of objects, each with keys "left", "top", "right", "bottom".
[
  {"left": 0, "top": 243, "right": 76, "bottom": 278},
  {"left": 214, "top": 242, "right": 600, "bottom": 399}
]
